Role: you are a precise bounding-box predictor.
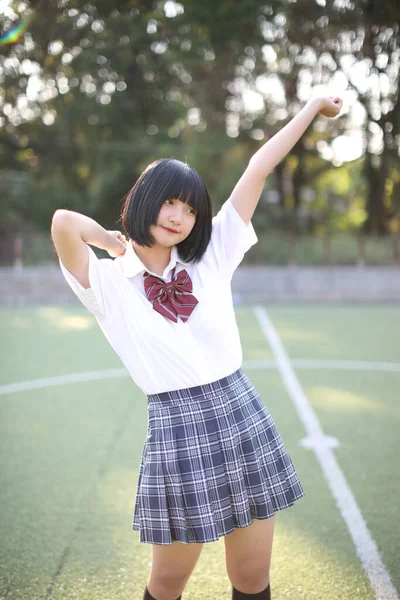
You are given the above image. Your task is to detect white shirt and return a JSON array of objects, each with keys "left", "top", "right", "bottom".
[{"left": 59, "top": 198, "right": 258, "bottom": 395}]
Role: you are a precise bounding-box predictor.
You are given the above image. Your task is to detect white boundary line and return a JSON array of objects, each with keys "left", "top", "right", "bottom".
[
  {"left": 253, "top": 305, "right": 399, "bottom": 600},
  {"left": 1, "top": 359, "right": 399, "bottom": 396},
  {"left": 0, "top": 368, "right": 128, "bottom": 395},
  {"left": 243, "top": 359, "right": 400, "bottom": 372}
]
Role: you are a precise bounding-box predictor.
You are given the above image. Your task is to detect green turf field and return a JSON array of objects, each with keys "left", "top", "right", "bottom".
[{"left": 1, "top": 304, "right": 399, "bottom": 600}]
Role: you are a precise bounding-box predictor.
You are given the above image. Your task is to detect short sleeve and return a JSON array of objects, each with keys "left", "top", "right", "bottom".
[
  {"left": 206, "top": 199, "right": 258, "bottom": 277},
  {"left": 59, "top": 245, "right": 111, "bottom": 317}
]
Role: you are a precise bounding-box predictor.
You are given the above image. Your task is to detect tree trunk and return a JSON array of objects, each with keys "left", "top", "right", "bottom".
[
  {"left": 364, "top": 153, "right": 388, "bottom": 234},
  {"left": 357, "top": 232, "right": 365, "bottom": 266},
  {"left": 323, "top": 232, "right": 331, "bottom": 265},
  {"left": 292, "top": 140, "right": 306, "bottom": 212},
  {"left": 274, "top": 162, "right": 285, "bottom": 209}
]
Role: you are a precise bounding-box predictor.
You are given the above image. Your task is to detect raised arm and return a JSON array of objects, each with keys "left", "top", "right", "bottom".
[
  {"left": 230, "top": 96, "right": 343, "bottom": 225},
  {"left": 51, "top": 210, "right": 126, "bottom": 288}
]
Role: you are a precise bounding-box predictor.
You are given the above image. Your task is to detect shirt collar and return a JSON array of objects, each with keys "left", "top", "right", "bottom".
[{"left": 118, "top": 242, "right": 191, "bottom": 280}]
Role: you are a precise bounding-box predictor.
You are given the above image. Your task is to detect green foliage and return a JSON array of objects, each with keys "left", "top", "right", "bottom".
[
  {"left": 0, "top": 0, "right": 399, "bottom": 260},
  {"left": 243, "top": 231, "right": 396, "bottom": 266},
  {"left": 313, "top": 159, "right": 367, "bottom": 232}
]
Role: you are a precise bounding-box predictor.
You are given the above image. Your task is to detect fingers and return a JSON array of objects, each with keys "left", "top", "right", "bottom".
[
  {"left": 109, "top": 230, "right": 127, "bottom": 243},
  {"left": 331, "top": 96, "right": 343, "bottom": 108},
  {"left": 113, "top": 231, "right": 128, "bottom": 245},
  {"left": 326, "top": 96, "right": 343, "bottom": 116}
]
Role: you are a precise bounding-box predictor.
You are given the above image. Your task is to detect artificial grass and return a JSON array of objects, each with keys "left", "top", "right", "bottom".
[
  {"left": 1, "top": 306, "right": 122, "bottom": 386},
  {"left": 1, "top": 304, "right": 399, "bottom": 599}
]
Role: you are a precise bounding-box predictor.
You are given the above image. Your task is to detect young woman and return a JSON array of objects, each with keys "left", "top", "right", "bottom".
[{"left": 51, "top": 95, "right": 343, "bottom": 600}]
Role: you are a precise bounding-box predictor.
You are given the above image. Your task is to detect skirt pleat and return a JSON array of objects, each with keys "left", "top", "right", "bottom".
[{"left": 132, "top": 368, "right": 304, "bottom": 545}]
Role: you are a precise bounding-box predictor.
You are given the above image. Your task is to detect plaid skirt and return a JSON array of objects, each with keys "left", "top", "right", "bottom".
[{"left": 132, "top": 368, "right": 304, "bottom": 545}]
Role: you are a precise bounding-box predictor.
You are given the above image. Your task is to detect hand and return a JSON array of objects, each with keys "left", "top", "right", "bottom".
[
  {"left": 106, "top": 230, "right": 128, "bottom": 257},
  {"left": 317, "top": 96, "right": 343, "bottom": 118}
]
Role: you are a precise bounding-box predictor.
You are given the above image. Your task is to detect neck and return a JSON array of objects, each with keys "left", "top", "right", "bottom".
[{"left": 132, "top": 241, "right": 172, "bottom": 277}]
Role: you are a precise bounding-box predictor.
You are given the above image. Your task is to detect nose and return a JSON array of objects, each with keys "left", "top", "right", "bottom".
[{"left": 169, "top": 207, "right": 183, "bottom": 225}]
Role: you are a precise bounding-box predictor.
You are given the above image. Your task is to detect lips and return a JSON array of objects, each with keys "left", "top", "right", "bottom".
[{"left": 161, "top": 226, "right": 179, "bottom": 234}]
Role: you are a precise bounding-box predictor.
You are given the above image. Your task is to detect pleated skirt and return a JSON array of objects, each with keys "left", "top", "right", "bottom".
[{"left": 132, "top": 368, "right": 304, "bottom": 544}]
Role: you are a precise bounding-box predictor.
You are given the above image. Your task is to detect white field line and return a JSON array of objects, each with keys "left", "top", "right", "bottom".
[
  {"left": 0, "top": 368, "right": 128, "bottom": 395},
  {"left": 253, "top": 306, "right": 399, "bottom": 600},
  {"left": 244, "top": 359, "right": 400, "bottom": 372},
  {"left": 1, "top": 359, "right": 400, "bottom": 396}
]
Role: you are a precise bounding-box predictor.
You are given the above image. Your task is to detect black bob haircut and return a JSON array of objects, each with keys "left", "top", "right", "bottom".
[{"left": 121, "top": 158, "right": 213, "bottom": 263}]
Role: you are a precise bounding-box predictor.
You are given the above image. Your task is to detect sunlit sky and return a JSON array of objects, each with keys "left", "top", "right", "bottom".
[{"left": 1, "top": 0, "right": 395, "bottom": 166}]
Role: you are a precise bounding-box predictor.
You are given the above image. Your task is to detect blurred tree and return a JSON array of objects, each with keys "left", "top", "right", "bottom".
[
  {"left": 1, "top": 0, "right": 399, "bottom": 266},
  {"left": 283, "top": 0, "right": 400, "bottom": 234},
  {"left": 1, "top": 0, "right": 193, "bottom": 231}
]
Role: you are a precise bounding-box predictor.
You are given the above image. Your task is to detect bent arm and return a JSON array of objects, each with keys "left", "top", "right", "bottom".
[
  {"left": 51, "top": 210, "right": 124, "bottom": 289},
  {"left": 230, "top": 97, "right": 341, "bottom": 225}
]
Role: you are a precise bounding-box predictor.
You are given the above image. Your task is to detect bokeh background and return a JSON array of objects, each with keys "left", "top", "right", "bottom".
[{"left": 1, "top": 0, "right": 400, "bottom": 269}]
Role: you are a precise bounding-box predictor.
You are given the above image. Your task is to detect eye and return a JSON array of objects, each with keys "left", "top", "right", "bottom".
[{"left": 187, "top": 207, "right": 196, "bottom": 215}]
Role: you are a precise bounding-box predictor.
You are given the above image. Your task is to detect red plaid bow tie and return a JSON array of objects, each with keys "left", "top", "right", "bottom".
[{"left": 143, "top": 267, "right": 199, "bottom": 323}]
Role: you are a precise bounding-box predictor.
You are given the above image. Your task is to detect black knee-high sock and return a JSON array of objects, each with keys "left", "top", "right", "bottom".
[
  {"left": 143, "top": 586, "right": 181, "bottom": 600},
  {"left": 232, "top": 583, "right": 271, "bottom": 600}
]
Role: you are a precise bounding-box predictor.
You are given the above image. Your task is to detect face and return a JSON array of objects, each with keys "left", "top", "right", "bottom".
[{"left": 149, "top": 198, "right": 197, "bottom": 247}]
